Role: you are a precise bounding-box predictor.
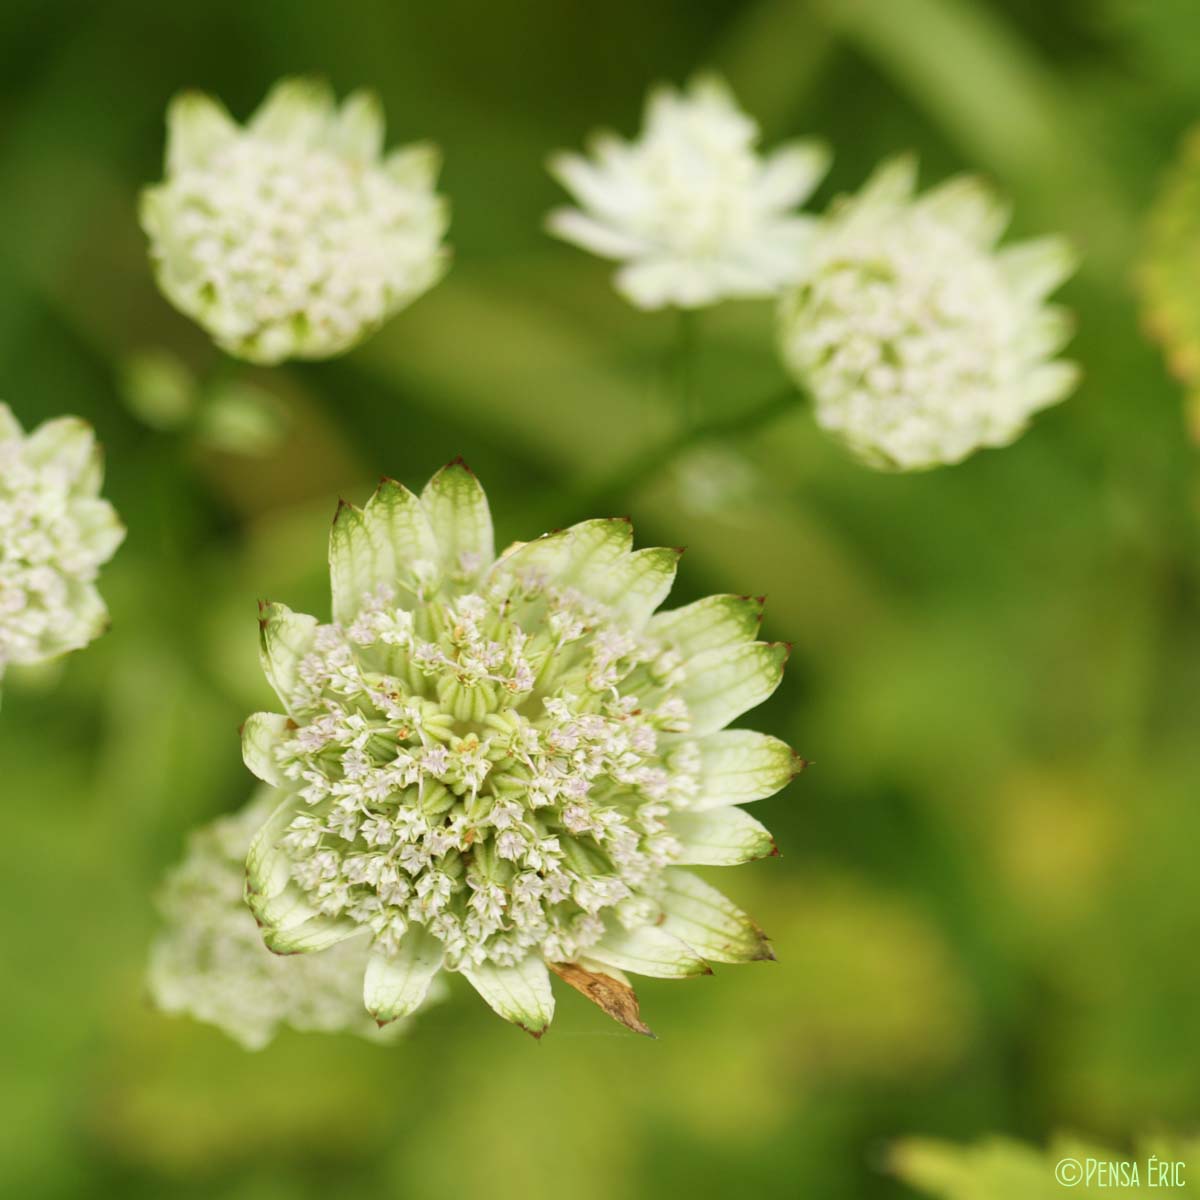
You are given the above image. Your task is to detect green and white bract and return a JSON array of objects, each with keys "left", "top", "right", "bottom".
[
  {"left": 242, "top": 462, "right": 799, "bottom": 1036},
  {"left": 149, "top": 790, "right": 433, "bottom": 1050},
  {"left": 0, "top": 404, "right": 124, "bottom": 691},
  {"left": 141, "top": 78, "right": 449, "bottom": 365},
  {"left": 778, "top": 157, "right": 1079, "bottom": 471},
  {"left": 546, "top": 75, "right": 829, "bottom": 310}
]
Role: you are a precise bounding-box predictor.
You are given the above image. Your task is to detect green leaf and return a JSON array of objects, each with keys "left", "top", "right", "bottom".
[
  {"left": 258, "top": 603, "right": 319, "bottom": 714},
  {"left": 684, "top": 729, "right": 801, "bottom": 810},
  {"left": 586, "top": 924, "right": 711, "bottom": 979},
  {"left": 462, "top": 954, "right": 555, "bottom": 1036},
  {"left": 678, "top": 641, "right": 789, "bottom": 736},
  {"left": 649, "top": 594, "right": 764, "bottom": 658},
  {"left": 240, "top": 711, "right": 291, "bottom": 786},
  {"left": 657, "top": 869, "right": 773, "bottom": 963},
  {"left": 363, "top": 927, "right": 445, "bottom": 1024},
  {"left": 670, "top": 807, "right": 777, "bottom": 865},
  {"left": 419, "top": 459, "right": 495, "bottom": 584}
]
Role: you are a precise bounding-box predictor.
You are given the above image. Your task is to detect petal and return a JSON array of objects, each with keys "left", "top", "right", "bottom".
[
  {"left": 0, "top": 403, "right": 24, "bottom": 441},
  {"left": 546, "top": 151, "right": 638, "bottom": 224},
  {"left": 615, "top": 257, "right": 723, "bottom": 310},
  {"left": 657, "top": 869, "right": 773, "bottom": 963},
  {"left": 998, "top": 235, "right": 1077, "bottom": 302},
  {"left": 263, "top": 914, "right": 363, "bottom": 955},
  {"left": 757, "top": 139, "right": 831, "bottom": 210},
  {"left": 493, "top": 517, "right": 632, "bottom": 593},
  {"left": 363, "top": 926, "right": 444, "bottom": 1023},
  {"left": 68, "top": 498, "right": 125, "bottom": 561},
  {"left": 544, "top": 207, "right": 649, "bottom": 260},
  {"left": 681, "top": 729, "right": 802, "bottom": 810},
  {"left": 670, "top": 806, "right": 777, "bottom": 865},
  {"left": 329, "top": 481, "right": 439, "bottom": 623},
  {"left": 548, "top": 960, "right": 654, "bottom": 1036},
  {"left": 333, "top": 89, "right": 384, "bottom": 161},
  {"left": 249, "top": 77, "right": 335, "bottom": 145},
  {"left": 678, "top": 641, "right": 789, "bottom": 736},
  {"left": 419, "top": 459, "right": 495, "bottom": 584},
  {"left": 846, "top": 154, "right": 918, "bottom": 219},
  {"left": 579, "top": 546, "right": 681, "bottom": 627},
  {"left": 165, "top": 90, "right": 238, "bottom": 173},
  {"left": 914, "top": 175, "right": 1010, "bottom": 246},
  {"left": 241, "top": 711, "right": 291, "bottom": 786},
  {"left": 24, "top": 416, "right": 95, "bottom": 474},
  {"left": 1024, "top": 360, "right": 1080, "bottom": 410},
  {"left": 462, "top": 954, "right": 555, "bottom": 1036},
  {"left": 1022, "top": 305, "right": 1075, "bottom": 358},
  {"left": 384, "top": 142, "right": 442, "bottom": 189},
  {"left": 258, "top": 602, "right": 319, "bottom": 713},
  {"left": 649, "top": 594, "right": 763, "bottom": 658},
  {"left": 586, "top": 924, "right": 711, "bottom": 979}
]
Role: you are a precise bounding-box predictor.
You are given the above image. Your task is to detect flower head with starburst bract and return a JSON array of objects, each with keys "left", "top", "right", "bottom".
[
  {"left": 546, "top": 75, "right": 829, "bottom": 310},
  {"left": 141, "top": 78, "right": 449, "bottom": 365},
  {"left": 0, "top": 404, "right": 124, "bottom": 692},
  {"left": 778, "top": 157, "right": 1079, "bottom": 470},
  {"left": 241, "top": 462, "right": 800, "bottom": 1035}
]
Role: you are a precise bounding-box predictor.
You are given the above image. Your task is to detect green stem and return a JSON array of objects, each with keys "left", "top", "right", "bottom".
[
  {"left": 568, "top": 386, "right": 800, "bottom": 518},
  {"left": 674, "top": 308, "right": 699, "bottom": 430}
]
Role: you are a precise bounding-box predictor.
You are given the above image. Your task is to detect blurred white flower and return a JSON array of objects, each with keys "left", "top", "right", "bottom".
[
  {"left": 141, "top": 78, "right": 449, "bottom": 364},
  {"left": 149, "top": 790, "right": 439, "bottom": 1050},
  {"left": 0, "top": 404, "right": 124, "bottom": 692},
  {"left": 778, "top": 156, "right": 1079, "bottom": 470},
  {"left": 546, "top": 75, "right": 830, "bottom": 310},
  {"left": 241, "top": 462, "right": 801, "bottom": 1037}
]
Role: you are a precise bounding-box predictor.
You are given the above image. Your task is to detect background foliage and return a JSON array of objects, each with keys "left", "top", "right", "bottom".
[{"left": 1, "top": 1, "right": 1198, "bottom": 1197}]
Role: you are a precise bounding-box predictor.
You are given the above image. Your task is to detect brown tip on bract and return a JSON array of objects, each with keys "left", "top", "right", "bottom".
[
  {"left": 548, "top": 960, "right": 655, "bottom": 1037},
  {"left": 768, "top": 840, "right": 782, "bottom": 858},
  {"left": 443, "top": 455, "right": 474, "bottom": 474},
  {"left": 673, "top": 545, "right": 686, "bottom": 556},
  {"left": 791, "top": 754, "right": 810, "bottom": 776},
  {"left": 333, "top": 497, "right": 351, "bottom": 523},
  {"left": 519, "top": 1022, "right": 547, "bottom": 1041}
]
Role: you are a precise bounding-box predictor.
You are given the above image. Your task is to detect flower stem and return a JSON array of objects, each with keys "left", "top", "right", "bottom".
[{"left": 674, "top": 308, "right": 699, "bottom": 430}]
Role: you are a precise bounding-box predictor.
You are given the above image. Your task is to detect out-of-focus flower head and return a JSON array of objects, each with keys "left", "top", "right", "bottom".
[
  {"left": 149, "top": 789, "right": 439, "bottom": 1050},
  {"left": 141, "top": 78, "right": 449, "bottom": 364},
  {"left": 241, "top": 461, "right": 801, "bottom": 1036},
  {"left": 546, "top": 74, "right": 830, "bottom": 310},
  {"left": 0, "top": 404, "right": 124, "bottom": 693},
  {"left": 779, "top": 156, "right": 1079, "bottom": 470}
]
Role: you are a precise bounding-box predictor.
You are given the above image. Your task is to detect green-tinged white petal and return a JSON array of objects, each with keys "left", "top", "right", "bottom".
[
  {"left": 245, "top": 793, "right": 302, "bottom": 902},
  {"left": 165, "top": 91, "right": 238, "bottom": 173},
  {"left": 258, "top": 602, "right": 319, "bottom": 712},
  {"left": 329, "top": 482, "right": 439, "bottom": 623},
  {"left": 649, "top": 594, "right": 763, "bottom": 658},
  {"left": 586, "top": 924, "right": 711, "bottom": 979},
  {"left": 670, "top": 806, "right": 777, "bottom": 865},
  {"left": 23, "top": 416, "right": 95, "bottom": 475},
  {"left": 462, "top": 954, "right": 555, "bottom": 1036},
  {"left": 1024, "top": 360, "right": 1081, "bottom": 410},
  {"left": 263, "top": 913, "right": 363, "bottom": 955},
  {"left": 250, "top": 77, "right": 335, "bottom": 145},
  {"left": 848, "top": 154, "right": 918, "bottom": 216},
  {"left": 363, "top": 926, "right": 444, "bottom": 1023},
  {"left": 679, "top": 641, "right": 789, "bottom": 736},
  {"left": 241, "top": 711, "right": 291, "bottom": 786},
  {"left": 657, "top": 869, "right": 773, "bottom": 963},
  {"left": 758, "top": 139, "right": 831, "bottom": 208},
  {"left": 384, "top": 142, "right": 441, "bottom": 189},
  {"left": 68, "top": 498, "right": 125, "bottom": 561},
  {"left": 34, "top": 581, "right": 108, "bottom": 659},
  {"left": 915, "top": 175, "right": 1010, "bottom": 246},
  {"left": 682, "top": 729, "right": 801, "bottom": 809},
  {"left": 579, "top": 545, "right": 681, "bottom": 628},
  {"left": 999, "top": 235, "right": 1077, "bottom": 302},
  {"left": 419, "top": 459, "right": 494, "bottom": 583},
  {"left": 0, "top": 403, "right": 23, "bottom": 440},
  {"left": 495, "top": 518, "right": 633, "bottom": 592},
  {"left": 333, "top": 90, "right": 384, "bottom": 161}
]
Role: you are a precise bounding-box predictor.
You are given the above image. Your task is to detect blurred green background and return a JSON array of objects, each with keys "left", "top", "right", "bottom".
[{"left": 1, "top": 0, "right": 1199, "bottom": 1197}]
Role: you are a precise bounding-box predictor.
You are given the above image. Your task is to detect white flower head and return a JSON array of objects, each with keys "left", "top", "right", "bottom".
[
  {"left": 546, "top": 74, "right": 830, "bottom": 310},
  {"left": 149, "top": 789, "right": 440, "bottom": 1050},
  {"left": 141, "top": 78, "right": 450, "bottom": 364},
  {"left": 242, "top": 462, "right": 802, "bottom": 1037},
  {"left": 0, "top": 404, "right": 124, "bottom": 690},
  {"left": 778, "top": 156, "right": 1080, "bottom": 470}
]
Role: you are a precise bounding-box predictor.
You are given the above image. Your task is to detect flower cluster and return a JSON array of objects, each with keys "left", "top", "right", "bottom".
[
  {"left": 242, "top": 462, "right": 799, "bottom": 1035},
  {"left": 547, "top": 75, "right": 829, "bottom": 309},
  {"left": 0, "top": 404, "right": 124, "bottom": 689},
  {"left": 149, "top": 791, "right": 435, "bottom": 1049},
  {"left": 778, "top": 157, "right": 1079, "bottom": 470},
  {"left": 141, "top": 78, "right": 449, "bottom": 364}
]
